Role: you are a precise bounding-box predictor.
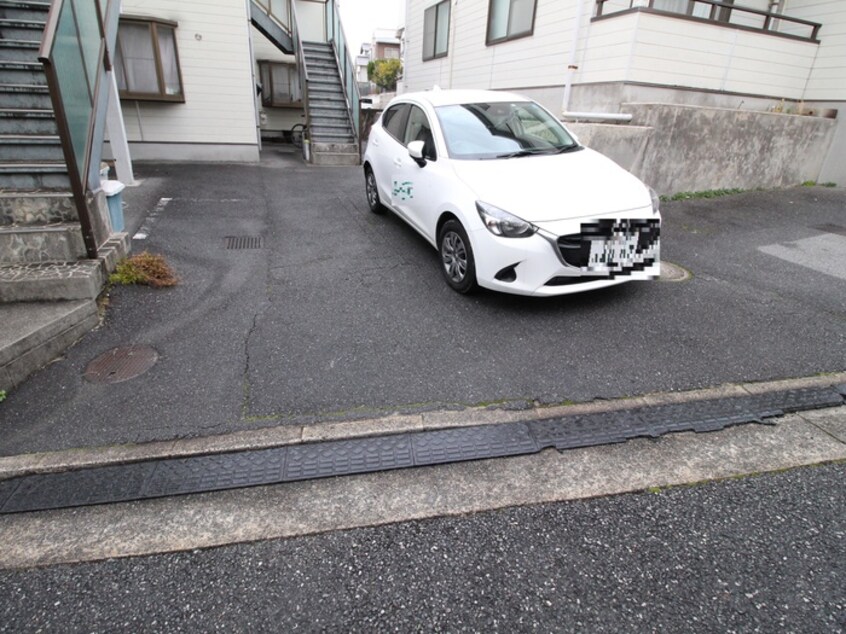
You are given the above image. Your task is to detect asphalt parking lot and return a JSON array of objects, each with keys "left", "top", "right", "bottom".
[{"left": 0, "top": 155, "right": 843, "bottom": 456}]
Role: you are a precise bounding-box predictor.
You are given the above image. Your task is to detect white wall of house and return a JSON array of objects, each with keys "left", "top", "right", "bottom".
[
  {"left": 786, "top": 0, "right": 846, "bottom": 101},
  {"left": 579, "top": 11, "right": 819, "bottom": 100},
  {"left": 117, "top": 0, "right": 260, "bottom": 162},
  {"left": 405, "top": 1, "right": 845, "bottom": 106}
]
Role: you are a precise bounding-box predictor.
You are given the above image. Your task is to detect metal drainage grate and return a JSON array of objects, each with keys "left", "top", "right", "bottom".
[
  {"left": 1, "top": 385, "right": 843, "bottom": 514},
  {"left": 84, "top": 346, "right": 158, "bottom": 384},
  {"left": 225, "top": 236, "right": 263, "bottom": 250}
]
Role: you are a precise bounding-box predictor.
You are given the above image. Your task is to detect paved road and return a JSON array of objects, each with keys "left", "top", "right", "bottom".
[
  {"left": 1, "top": 463, "right": 843, "bottom": 632},
  {"left": 0, "top": 157, "right": 843, "bottom": 455}
]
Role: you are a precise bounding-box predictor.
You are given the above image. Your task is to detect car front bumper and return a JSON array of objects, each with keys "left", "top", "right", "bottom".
[{"left": 470, "top": 210, "right": 661, "bottom": 297}]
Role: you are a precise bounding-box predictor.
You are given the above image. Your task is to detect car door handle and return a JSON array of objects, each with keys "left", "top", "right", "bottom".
[{"left": 393, "top": 158, "right": 403, "bottom": 167}]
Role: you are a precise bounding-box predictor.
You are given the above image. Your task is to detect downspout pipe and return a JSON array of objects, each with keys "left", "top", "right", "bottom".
[{"left": 561, "top": 0, "right": 589, "bottom": 114}]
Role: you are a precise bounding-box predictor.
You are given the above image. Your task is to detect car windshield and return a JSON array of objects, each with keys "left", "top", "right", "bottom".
[{"left": 435, "top": 101, "right": 578, "bottom": 160}]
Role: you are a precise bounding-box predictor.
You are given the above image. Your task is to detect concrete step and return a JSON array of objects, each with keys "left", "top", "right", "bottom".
[
  {"left": 0, "top": 134, "right": 63, "bottom": 161},
  {"left": 0, "top": 60, "right": 45, "bottom": 84},
  {"left": 0, "top": 260, "right": 104, "bottom": 302},
  {"left": 311, "top": 151, "right": 360, "bottom": 166},
  {"left": 0, "top": 18, "right": 46, "bottom": 41},
  {"left": 0, "top": 0, "right": 50, "bottom": 22},
  {"left": 0, "top": 161, "right": 69, "bottom": 188},
  {"left": 0, "top": 83, "right": 51, "bottom": 109},
  {"left": 0, "top": 108, "right": 56, "bottom": 134},
  {"left": 0, "top": 39, "right": 39, "bottom": 62},
  {"left": 0, "top": 298, "right": 98, "bottom": 391},
  {"left": 0, "top": 190, "right": 77, "bottom": 225},
  {"left": 312, "top": 141, "right": 358, "bottom": 154},
  {"left": 0, "top": 222, "right": 86, "bottom": 264}
]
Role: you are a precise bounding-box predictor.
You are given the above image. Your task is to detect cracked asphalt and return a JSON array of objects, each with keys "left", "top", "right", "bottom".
[
  {"left": 1, "top": 463, "right": 843, "bottom": 632},
  {"left": 0, "top": 154, "right": 843, "bottom": 456}
]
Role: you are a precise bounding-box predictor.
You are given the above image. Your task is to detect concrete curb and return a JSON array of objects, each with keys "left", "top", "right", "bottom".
[{"left": 1, "top": 372, "right": 844, "bottom": 480}]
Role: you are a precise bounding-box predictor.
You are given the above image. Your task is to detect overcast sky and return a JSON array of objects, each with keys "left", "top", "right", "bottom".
[{"left": 337, "top": 0, "right": 405, "bottom": 56}]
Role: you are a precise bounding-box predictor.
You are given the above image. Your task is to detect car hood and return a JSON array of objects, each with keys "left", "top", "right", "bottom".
[{"left": 449, "top": 147, "right": 651, "bottom": 222}]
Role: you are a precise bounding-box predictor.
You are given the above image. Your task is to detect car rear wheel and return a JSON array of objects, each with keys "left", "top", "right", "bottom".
[
  {"left": 365, "top": 166, "right": 385, "bottom": 214},
  {"left": 438, "top": 219, "right": 477, "bottom": 294}
]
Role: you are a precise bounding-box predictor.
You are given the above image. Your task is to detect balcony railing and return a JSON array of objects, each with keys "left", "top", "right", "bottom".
[
  {"left": 595, "top": 0, "right": 821, "bottom": 42},
  {"left": 39, "top": 0, "right": 120, "bottom": 259}
]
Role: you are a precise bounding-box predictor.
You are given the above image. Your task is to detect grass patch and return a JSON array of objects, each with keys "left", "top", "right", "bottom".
[
  {"left": 0, "top": 390, "right": 6, "bottom": 402},
  {"left": 660, "top": 188, "right": 746, "bottom": 202},
  {"left": 109, "top": 251, "right": 178, "bottom": 288}
]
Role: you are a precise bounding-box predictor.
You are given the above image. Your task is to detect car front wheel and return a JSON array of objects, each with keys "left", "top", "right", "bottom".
[
  {"left": 365, "top": 166, "right": 385, "bottom": 214},
  {"left": 438, "top": 219, "right": 477, "bottom": 294}
]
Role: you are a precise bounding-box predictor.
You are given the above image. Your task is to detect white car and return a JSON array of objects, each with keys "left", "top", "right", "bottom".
[{"left": 363, "top": 89, "right": 661, "bottom": 296}]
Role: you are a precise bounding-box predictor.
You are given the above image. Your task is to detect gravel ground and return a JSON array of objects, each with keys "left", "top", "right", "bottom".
[{"left": 1, "top": 462, "right": 843, "bottom": 633}]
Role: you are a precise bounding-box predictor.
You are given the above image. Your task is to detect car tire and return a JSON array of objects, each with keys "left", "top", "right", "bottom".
[
  {"left": 365, "top": 166, "right": 386, "bottom": 214},
  {"left": 438, "top": 219, "right": 477, "bottom": 294}
]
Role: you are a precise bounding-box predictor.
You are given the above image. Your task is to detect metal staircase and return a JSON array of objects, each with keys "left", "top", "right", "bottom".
[
  {"left": 0, "top": 0, "right": 127, "bottom": 393},
  {"left": 300, "top": 40, "right": 358, "bottom": 165}
]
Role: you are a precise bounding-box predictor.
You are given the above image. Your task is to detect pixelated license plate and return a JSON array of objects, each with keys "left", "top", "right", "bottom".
[{"left": 586, "top": 230, "right": 656, "bottom": 273}]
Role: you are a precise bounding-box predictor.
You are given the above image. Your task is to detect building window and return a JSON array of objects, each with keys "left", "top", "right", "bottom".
[
  {"left": 115, "top": 17, "right": 184, "bottom": 102},
  {"left": 258, "top": 62, "right": 302, "bottom": 107},
  {"left": 487, "top": 0, "right": 536, "bottom": 45},
  {"left": 423, "top": 0, "right": 450, "bottom": 61}
]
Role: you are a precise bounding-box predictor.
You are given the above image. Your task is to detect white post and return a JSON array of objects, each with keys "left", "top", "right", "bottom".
[
  {"left": 561, "top": 0, "right": 589, "bottom": 114},
  {"left": 106, "top": 70, "right": 136, "bottom": 185}
]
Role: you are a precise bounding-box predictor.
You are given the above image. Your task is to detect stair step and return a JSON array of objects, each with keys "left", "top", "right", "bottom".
[
  {"left": 310, "top": 114, "right": 351, "bottom": 125},
  {"left": 0, "top": 18, "right": 46, "bottom": 41},
  {"left": 0, "top": 134, "right": 63, "bottom": 161},
  {"left": 0, "top": 1, "right": 50, "bottom": 23},
  {"left": 0, "top": 108, "right": 56, "bottom": 134},
  {"left": 0, "top": 60, "right": 45, "bottom": 84},
  {"left": 0, "top": 39, "right": 40, "bottom": 62},
  {"left": 0, "top": 222, "right": 86, "bottom": 265},
  {"left": 0, "top": 264, "right": 103, "bottom": 302},
  {"left": 0, "top": 190, "right": 76, "bottom": 225},
  {"left": 0, "top": 161, "right": 68, "bottom": 188},
  {"left": 0, "top": 83, "right": 51, "bottom": 109},
  {"left": 311, "top": 134, "right": 356, "bottom": 145},
  {"left": 311, "top": 152, "right": 360, "bottom": 167},
  {"left": 0, "top": 299, "right": 98, "bottom": 390}
]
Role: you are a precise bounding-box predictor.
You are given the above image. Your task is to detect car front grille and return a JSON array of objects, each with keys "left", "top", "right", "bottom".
[{"left": 556, "top": 218, "right": 660, "bottom": 275}]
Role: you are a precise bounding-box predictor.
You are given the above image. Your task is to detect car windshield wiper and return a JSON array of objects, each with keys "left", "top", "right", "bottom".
[
  {"left": 553, "top": 143, "right": 583, "bottom": 154},
  {"left": 494, "top": 148, "right": 556, "bottom": 159}
]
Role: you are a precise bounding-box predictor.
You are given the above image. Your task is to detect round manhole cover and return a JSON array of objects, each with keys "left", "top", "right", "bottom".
[{"left": 84, "top": 345, "right": 158, "bottom": 384}]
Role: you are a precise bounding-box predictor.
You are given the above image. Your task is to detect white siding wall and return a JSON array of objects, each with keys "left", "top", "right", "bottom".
[
  {"left": 405, "top": 1, "right": 835, "bottom": 104},
  {"left": 119, "top": 0, "right": 258, "bottom": 149},
  {"left": 623, "top": 13, "right": 817, "bottom": 99},
  {"left": 785, "top": 0, "right": 846, "bottom": 101},
  {"left": 403, "top": 0, "right": 576, "bottom": 94}
]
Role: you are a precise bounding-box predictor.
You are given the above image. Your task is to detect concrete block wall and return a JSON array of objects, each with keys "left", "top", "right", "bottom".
[{"left": 570, "top": 104, "right": 837, "bottom": 195}]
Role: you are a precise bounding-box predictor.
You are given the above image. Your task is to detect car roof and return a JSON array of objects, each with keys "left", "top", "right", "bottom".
[{"left": 390, "top": 88, "right": 531, "bottom": 108}]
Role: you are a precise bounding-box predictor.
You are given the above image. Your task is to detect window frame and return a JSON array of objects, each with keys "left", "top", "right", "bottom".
[
  {"left": 115, "top": 16, "right": 185, "bottom": 103},
  {"left": 422, "top": 0, "right": 451, "bottom": 62},
  {"left": 486, "top": 0, "right": 537, "bottom": 46},
  {"left": 258, "top": 60, "right": 302, "bottom": 108},
  {"left": 381, "top": 103, "right": 411, "bottom": 143}
]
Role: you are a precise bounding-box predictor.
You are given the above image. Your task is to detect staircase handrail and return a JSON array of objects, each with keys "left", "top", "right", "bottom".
[
  {"left": 39, "top": 0, "right": 120, "bottom": 259},
  {"left": 324, "top": 0, "right": 360, "bottom": 145},
  {"left": 290, "top": 0, "right": 311, "bottom": 144}
]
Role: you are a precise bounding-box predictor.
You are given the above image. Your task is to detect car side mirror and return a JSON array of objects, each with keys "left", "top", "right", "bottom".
[{"left": 408, "top": 140, "right": 426, "bottom": 167}]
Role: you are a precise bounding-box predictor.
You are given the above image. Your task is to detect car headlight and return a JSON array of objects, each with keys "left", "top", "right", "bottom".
[
  {"left": 649, "top": 187, "right": 660, "bottom": 214},
  {"left": 476, "top": 201, "right": 537, "bottom": 238}
]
